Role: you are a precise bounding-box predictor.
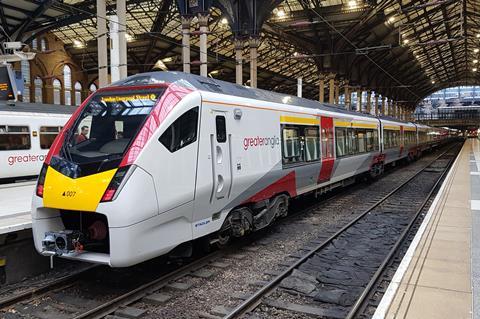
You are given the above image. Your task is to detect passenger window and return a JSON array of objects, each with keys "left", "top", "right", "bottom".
[
  {"left": 216, "top": 116, "right": 227, "bottom": 143},
  {"left": 282, "top": 127, "right": 302, "bottom": 163},
  {"left": 335, "top": 128, "right": 347, "bottom": 157},
  {"left": 305, "top": 127, "right": 320, "bottom": 161},
  {"left": 384, "top": 129, "right": 400, "bottom": 148},
  {"left": 336, "top": 127, "right": 378, "bottom": 157},
  {"left": 40, "top": 126, "right": 62, "bottom": 149},
  {"left": 159, "top": 107, "right": 199, "bottom": 152},
  {"left": 347, "top": 129, "right": 357, "bottom": 155},
  {"left": 366, "top": 130, "right": 374, "bottom": 152},
  {"left": 357, "top": 129, "right": 366, "bottom": 153},
  {"left": 0, "top": 125, "right": 31, "bottom": 150},
  {"left": 372, "top": 129, "right": 379, "bottom": 151},
  {"left": 321, "top": 126, "right": 334, "bottom": 158}
]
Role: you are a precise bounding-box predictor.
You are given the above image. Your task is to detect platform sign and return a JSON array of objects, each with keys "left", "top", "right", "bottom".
[{"left": 0, "top": 64, "right": 17, "bottom": 101}]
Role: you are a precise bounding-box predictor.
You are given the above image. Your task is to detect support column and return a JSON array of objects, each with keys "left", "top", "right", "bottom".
[
  {"left": 234, "top": 39, "right": 243, "bottom": 85},
  {"left": 181, "top": 16, "right": 192, "bottom": 73},
  {"left": 366, "top": 90, "right": 372, "bottom": 114},
  {"left": 318, "top": 74, "right": 325, "bottom": 103},
  {"left": 198, "top": 13, "right": 209, "bottom": 77},
  {"left": 381, "top": 96, "right": 386, "bottom": 116},
  {"left": 109, "top": 15, "right": 120, "bottom": 82},
  {"left": 297, "top": 77, "right": 302, "bottom": 98},
  {"left": 344, "top": 81, "right": 351, "bottom": 109},
  {"left": 356, "top": 87, "right": 362, "bottom": 112},
  {"left": 395, "top": 102, "right": 399, "bottom": 119},
  {"left": 334, "top": 81, "right": 340, "bottom": 105},
  {"left": 328, "top": 73, "right": 335, "bottom": 104},
  {"left": 117, "top": 0, "right": 127, "bottom": 79},
  {"left": 249, "top": 37, "right": 260, "bottom": 88},
  {"left": 97, "top": 0, "right": 108, "bottom": 88}
]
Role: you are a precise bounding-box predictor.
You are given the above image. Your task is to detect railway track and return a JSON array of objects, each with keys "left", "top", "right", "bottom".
[
  {"left": 224, "top": 142, "right": 462, "bottom": 319},
  {"left": 0, "top": 143, "right": 460, "bottom": 319}
]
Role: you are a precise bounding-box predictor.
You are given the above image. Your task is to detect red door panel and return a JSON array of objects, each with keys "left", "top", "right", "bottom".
[{"left": 318, "top": 116, "right": 335, "bottom": 183}]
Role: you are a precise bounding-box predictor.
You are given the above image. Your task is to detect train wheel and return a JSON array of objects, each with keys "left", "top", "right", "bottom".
[
  {"left": 216, "top": 229, "right": 231, "bottom": 248},
  {"left": 274, "top": 194, "right": 289, "bottom": 218},
  {"left": 407, "top": 153, "right": 415, "bottom": 163},
  {"left": 369, "top": 163, "right": 384, "bottom": 180},
  {"left": 214, "top": 207, "right": 253, "bottom": 248}
]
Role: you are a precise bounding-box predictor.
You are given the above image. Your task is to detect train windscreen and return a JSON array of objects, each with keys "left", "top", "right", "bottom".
[{"left": 53, "top": 88, "right": 164, "bottom": 176}]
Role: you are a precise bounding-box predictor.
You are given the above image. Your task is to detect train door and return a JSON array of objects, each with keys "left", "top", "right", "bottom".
[
  {"left": 209, "top": 111, "right": 232, "bottom": 202},
  {"left": 318, "top": 116, "right": 335, "bottom": 183}
]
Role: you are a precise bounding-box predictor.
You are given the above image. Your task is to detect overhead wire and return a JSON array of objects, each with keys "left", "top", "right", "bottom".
[{"left": 298, "top": 0, "right": 423, "bottom": 101}]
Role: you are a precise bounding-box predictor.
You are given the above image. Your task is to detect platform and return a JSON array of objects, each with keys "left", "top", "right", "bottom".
[
  {"left": 374, "top": 139, "right": 478, "bottom": 319},
  {"left": 0, "top": 181, "right": 35, "bottom": 235}
]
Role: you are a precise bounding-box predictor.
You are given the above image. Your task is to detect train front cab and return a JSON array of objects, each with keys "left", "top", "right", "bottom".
[{"left": 32, "top": 84, "right": 205, "bottom": 267}]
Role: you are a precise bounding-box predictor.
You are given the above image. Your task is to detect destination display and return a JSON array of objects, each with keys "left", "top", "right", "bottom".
[
  {"left": 0, "top": 64, "right": 16, "bottom": 101},
  {"left": 100, "top": 93, "right": 157, "bottom": 103}
]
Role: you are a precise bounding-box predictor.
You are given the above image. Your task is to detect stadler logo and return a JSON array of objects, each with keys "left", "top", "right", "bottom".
[
  {"left": 8, "top": 154, "right": 45, "bottom": 166},
  {"left": 243, "top": 136, "right": 280, "bottom": 150}
]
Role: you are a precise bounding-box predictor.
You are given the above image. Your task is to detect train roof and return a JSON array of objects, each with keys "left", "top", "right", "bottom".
[
  {"left": 0, "top": 100, "right": 76, "bottom": 115},
  {"left": 112, "top": 71, "right": 415, "bottom": 125}
]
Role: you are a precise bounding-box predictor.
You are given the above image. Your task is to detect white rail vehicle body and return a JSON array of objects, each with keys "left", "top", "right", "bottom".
[
  {"left": 0, "top": 103, "right": 73, "bottom": 180},
  {"left": 31, "top": 72, "right": 452, "bottom": 267}
]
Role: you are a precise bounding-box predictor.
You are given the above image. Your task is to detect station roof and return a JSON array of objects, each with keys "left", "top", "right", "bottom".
[{"left": 1, "top": 0, "right": 479, "bottom": 107}]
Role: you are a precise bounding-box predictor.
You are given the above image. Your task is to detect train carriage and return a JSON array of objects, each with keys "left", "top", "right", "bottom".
[
  {"left": 0, "top": 102, "right": 74, "bottom": 181},
  {"left": 30, "top": 72, "right": 455, "bottom": 267},
  {"left": 403, "top": 122, "right": 418, "bottom": 161},
  {"left": 415, "top": 123, "right": 431, "bottom": 155},
  {"left": 380, "top": 118, "right": 405, "bottom": 165}
]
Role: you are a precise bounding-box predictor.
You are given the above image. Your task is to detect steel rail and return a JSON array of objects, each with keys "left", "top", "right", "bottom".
[
  {"left": 73, "top": 250, "right": 223, "bottom": 319},
  {"left": 345, "top": 143, "right": 461, "bottom": 318},
  {"left": 223, "top": 142, "right": 462, "bottom": 319},
  {"left": 0, "top": 265, "right": 99, "bottom": 310}
]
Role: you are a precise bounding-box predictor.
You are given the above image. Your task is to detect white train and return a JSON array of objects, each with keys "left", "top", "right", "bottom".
[
  {"left": 0, "top": 102, "right": 74, "bottom": 182},
  {"left": 31, "top": 72, "right": 454, "bottom": 267}
]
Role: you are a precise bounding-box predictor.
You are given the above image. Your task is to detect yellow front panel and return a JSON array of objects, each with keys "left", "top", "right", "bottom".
[{"left": 43, "top": 167, "right": 117, "bottom": 212}]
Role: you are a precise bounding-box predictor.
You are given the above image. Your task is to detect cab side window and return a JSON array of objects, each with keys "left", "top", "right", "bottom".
[
  {"left": 216, "top": 115, "right": 227, "bottom": 143},
  {"left": 159, "top": 107, "right": 199, "bottom": 152}
]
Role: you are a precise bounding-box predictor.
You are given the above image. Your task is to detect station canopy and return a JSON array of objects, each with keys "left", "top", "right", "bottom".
[{"left": 1, "top": 0, "right": 479, "bottom": 106}]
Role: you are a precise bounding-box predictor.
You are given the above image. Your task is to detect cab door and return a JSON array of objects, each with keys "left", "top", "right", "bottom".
[{"left": 209, "top": 111, "right": 232, "bottom": 202}]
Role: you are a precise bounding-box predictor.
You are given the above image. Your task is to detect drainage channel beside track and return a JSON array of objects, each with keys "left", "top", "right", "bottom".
[
  {"left": 223, "top": 142, "right": 462, "bottom": 319},
  {"left": 0, "top": 143, "right": 461, "bottom": 319}
]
